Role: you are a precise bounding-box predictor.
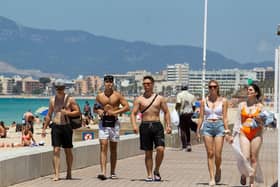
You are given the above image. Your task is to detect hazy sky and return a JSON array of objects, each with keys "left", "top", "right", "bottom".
[{"left": 0, "top": 0, "right": 280, "bottom": 63}]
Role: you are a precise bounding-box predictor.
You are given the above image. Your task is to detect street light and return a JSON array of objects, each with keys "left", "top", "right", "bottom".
[
  {"left": 275, "top": 24, "right": 280, "bottom": 187},
  {"left": 202, "top": 0, "right": 208, "bottom": 99}
]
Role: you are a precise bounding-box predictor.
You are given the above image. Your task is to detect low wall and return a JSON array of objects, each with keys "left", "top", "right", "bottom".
[
  {"left": 0, "top": 122, "right": 233, "bottom": 187},
  {"left": 0, "top": 131, "right": 185, "bottom": 187}
]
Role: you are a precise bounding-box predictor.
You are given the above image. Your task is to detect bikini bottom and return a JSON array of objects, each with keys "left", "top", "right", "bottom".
[{"left": 240, "top": 126, "right": 261, "bottom": 141}]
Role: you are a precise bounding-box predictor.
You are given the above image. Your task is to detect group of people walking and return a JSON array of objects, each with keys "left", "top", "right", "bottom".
[
  {"left": 176, "top": 80, "right": 265, "bottom": 187},
  {"left": 41, "top": 75, "right": 266, "bottom": 187}
]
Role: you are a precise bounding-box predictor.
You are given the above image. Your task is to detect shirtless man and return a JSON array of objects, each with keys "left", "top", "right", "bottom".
[
  {"left": 42, "top": 79, "right": 80, "bottom": 181},
  {"left": 130, "top": 75, "right": 172, "bottom": 182},
  {"left": 94, "top": 75, "right": 129, "bottom": 180}
]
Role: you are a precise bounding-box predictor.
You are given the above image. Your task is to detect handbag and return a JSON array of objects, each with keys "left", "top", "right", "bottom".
[
  {"left": 102, "top": 115, "right": 116, "bottom": 127},
  {"left": 69, "top": 115, "right": 82, "bottom": 129},
  {"left": 64, "top": 95, "right": 82, "bottom": 129}
]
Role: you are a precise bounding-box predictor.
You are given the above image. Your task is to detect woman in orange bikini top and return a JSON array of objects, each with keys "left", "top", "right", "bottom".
[{"left": 240, "top": 105, "right": 262, "bottom": 141}]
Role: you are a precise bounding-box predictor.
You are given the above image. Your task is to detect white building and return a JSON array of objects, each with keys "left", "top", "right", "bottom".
[
  {"left": 167, "top": 63, "right": 189, "bottom": 85},
  {"left": 188, "top": 69, "right": 257, "bottom": 97}
]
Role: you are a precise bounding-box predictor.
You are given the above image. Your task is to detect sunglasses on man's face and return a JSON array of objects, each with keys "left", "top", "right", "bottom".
[
  {"left": 208, "top": 85, "right": 218, "bottom": 89},
  {"left": 55, "top": 86, "right": 65, "bottom": 90}
]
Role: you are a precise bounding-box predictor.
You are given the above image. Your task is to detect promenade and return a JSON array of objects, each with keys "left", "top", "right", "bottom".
[{"left": 10, "top": 129, "right": 277, "bottom": 187}]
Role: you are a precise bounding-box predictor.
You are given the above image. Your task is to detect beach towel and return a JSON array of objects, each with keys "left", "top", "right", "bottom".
[{"left": 231, "top": 135, "right": 264, "bottom": 183}]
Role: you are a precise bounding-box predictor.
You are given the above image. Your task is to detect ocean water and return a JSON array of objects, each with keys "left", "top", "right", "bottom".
[{"left": 0, "top": 98, "right": 95, "bottom": 125}]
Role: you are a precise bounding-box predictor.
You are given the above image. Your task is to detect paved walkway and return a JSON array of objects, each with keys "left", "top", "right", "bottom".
[{"left": 11, "top": 130, "right": 277, "bottom": 187}]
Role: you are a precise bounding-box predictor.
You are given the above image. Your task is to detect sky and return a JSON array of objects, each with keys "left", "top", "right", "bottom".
[{"left": 0, "top": 0, "right": 280, "bottom": 63}]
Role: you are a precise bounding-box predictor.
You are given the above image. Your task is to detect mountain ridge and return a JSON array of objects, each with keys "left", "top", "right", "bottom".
[{"left": 0, "top": 16, "right": 273, "bottom": 78}]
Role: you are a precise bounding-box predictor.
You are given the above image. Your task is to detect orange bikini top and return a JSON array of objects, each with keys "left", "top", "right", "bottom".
[{"left": 241, "top": 105, "right": 261, "bottom": 124}]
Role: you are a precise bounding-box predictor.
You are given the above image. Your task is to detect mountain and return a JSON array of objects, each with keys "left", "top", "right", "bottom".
[{"left": 0, "top": 16, "right": 274, "bottom": 78}]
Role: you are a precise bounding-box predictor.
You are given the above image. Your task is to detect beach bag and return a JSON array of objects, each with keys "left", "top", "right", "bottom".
[
  {"left": 69, "top": 115, "right": 82, "bottom": 129},
  {"left": 64, "top": 95, "right": 82, "bottom": 129},
  {"left": 102, "top": 115, "right": 116, "bottom": 127}
]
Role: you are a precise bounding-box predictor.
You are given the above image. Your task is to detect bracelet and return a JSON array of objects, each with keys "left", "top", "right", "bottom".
[{"left": 224, "top": 129, "right": 231, "bottom": 135}]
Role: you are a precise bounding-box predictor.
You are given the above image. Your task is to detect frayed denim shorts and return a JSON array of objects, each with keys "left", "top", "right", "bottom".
[{"left": 201, "top": 120, "right": 225, "bottom": 137}]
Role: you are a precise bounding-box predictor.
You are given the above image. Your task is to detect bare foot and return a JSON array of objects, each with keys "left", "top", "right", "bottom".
[{"left": 53, "top": 176, "right": 59, "bottom": 181}]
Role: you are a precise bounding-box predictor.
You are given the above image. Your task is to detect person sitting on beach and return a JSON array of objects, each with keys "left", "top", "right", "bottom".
[
  {"left": 0, "top": 121, "right": 7, "bottom": 138},
  {"left": 11, "top": 121, "right": 17, "bottom": 127},
  {"left": 0, "top": 124, "right": 36, "bottom": 148},
  {"left": 20, "top": 124, "right": 36, "bottom": 146},
  {"left": 23, "top": 110, "right": 35, "bottom": 134}
]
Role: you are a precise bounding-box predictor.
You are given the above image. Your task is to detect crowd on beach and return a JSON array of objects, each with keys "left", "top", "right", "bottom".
[{"left": 0, "top": 75, "right": 277, "bottom": 187}]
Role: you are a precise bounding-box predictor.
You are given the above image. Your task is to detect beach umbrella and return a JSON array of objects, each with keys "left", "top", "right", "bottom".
[{"left": 35, "top": 106, "right": 49, "bottom": 116}]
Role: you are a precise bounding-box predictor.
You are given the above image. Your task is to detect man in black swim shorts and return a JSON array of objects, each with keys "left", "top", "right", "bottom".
[{"left": 131, "top": 76, "right": 171, "bottom": 182}]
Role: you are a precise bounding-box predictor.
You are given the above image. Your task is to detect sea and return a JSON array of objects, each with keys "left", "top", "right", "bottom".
[{"left": 0, "top": 97, "right": 95, "bottom": 125}]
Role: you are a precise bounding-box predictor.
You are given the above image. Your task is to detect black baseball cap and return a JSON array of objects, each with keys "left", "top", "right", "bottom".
[{"left": 104, "top": 75, "right": 114, "bottom": 82}]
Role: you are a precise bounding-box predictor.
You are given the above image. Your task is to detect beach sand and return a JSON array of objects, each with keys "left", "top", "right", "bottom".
[
  {"left": 0, "top": 115, "right": 134, "bottom": 150},
  {"left": 0, "top": 108, "right": 240, "bottom": 150}
]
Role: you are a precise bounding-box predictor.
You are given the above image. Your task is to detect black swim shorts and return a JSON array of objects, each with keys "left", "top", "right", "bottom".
[
  {"left": 51, "top": 124, "right": 73, "bottom": 148},
  {"left": 139, "top": 121, "right": 165, "bottom": 150}
]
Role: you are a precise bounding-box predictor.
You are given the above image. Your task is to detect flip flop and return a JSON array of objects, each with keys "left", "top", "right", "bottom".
[
  {"left": 153, "top": 171, "right": 161, "bottom": 181},
  {"left": 110, "top": 174, "right": 118, "bottom": 179},
  {"left": 97, "top": 174, "right": 107, "bottom": 180},
  {"left": 240, "top": 175, "right": 246, "bottom": 185},
  {"left": 145, "top": 177, "right": 153, "bottom": 182}
]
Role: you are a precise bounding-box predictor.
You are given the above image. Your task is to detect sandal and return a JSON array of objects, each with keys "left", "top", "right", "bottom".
[
  {"left": 97, "top": 174, "right": 107, "bottom": 180},
  {"left": 153, "top": 171, "right": 161, "bottom": 181},
  {"left": 215, "top": 169, "right": 221, "bottom": 183},
  {"left": 209, "top": 180, "right": 215, "bottom": 186},
  {"left": 110, "top": 174, "right": 118, "bottom": 179},
  {"left": 145, "top": 177, "right": 153, "bottom": 182},
  {"left": 240, "top": 175, "right": 246, "bottom": 185}
]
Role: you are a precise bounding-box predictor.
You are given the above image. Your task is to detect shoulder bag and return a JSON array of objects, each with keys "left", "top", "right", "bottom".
[
  {"left": 64, "top": 95, "right": 82, "bottom": 129},
  {"left": 141, "top": 94, "right": 158, "bottom": 114}
]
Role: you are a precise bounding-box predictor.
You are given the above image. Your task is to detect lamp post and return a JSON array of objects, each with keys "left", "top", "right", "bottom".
[
  {"left": 275, "top": 24, "right": 280, "bottom": 186},
  {"left": 202, "top": 0, "right": 208, "bottom": 99}
]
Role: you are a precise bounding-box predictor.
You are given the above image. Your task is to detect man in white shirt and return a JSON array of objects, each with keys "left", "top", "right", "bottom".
[{"left": 175, "top": 85, "right": 197, "bottom": 152}]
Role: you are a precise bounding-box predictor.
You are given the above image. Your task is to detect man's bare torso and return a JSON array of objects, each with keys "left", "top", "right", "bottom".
[
  {"left": 137, "top": 93, "right": 162, "bottom": 122},
  {"left": 97, "top": 91, "right": 121, "bottom": 113}
]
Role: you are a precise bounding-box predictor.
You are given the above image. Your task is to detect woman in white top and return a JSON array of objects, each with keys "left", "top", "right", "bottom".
[{"left": 196, "top": 80, "right": 230, "bottom": 186}]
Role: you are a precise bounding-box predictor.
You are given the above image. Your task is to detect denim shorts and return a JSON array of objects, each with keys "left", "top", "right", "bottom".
[{"left": 201, "top": 120, "right": 225, "bottom": 137}]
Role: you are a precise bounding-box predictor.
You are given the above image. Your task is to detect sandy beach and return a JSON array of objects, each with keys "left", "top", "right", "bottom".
[{"left": 0, "top": 115, "right": 134, "bottom": 150}]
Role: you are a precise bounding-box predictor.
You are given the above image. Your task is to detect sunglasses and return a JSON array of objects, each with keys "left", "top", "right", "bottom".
[
  {"left": 55, "top": 86, "right": 65, "bottom": 90},
  {"left": 208, "top": 85, "right": 218, "bottom": 89}
]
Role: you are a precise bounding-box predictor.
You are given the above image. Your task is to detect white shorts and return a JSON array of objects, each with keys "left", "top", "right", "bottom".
[{"left": 98, "top": 120, "right": 120, "bottom": 142}]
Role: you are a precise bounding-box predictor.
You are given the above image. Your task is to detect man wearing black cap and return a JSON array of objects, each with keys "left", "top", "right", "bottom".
[
  {"left": 94, "top": 75, "right": 130, "bottom": 180},
  {"left": 175, "top": 84, "right": 197, "bottom": 152},
  {"left": 42, "top": 79, "right": 81, "bottom": 181}
]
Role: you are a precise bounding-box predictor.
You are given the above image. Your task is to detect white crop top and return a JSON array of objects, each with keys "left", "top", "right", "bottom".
[{"left": 204, "top": 99, "right": 223, "bottom": 120}]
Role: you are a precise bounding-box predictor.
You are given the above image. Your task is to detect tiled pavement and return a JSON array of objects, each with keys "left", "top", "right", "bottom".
[{"left": 11, "top": 130, "right": 277, "bottom": 187}]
